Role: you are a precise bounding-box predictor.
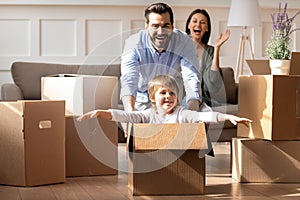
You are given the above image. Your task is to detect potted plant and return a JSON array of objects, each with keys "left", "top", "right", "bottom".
[{"left": 265, "top": 2, "right": 300, "bottom": 75}]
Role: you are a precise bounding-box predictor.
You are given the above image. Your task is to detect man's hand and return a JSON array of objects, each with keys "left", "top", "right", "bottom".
[
  {"left": 122, "top": 95, "right": 136, "bottom": 112},
  {"left": 187, "top": 99, "right": 200, "bottom": 111},
  {"left": 121, "top": 95, "right": 136, "bottom": 137}
]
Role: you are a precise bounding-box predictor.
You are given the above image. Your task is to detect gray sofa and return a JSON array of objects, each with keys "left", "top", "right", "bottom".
[{"left": 1, "top": 61, "right": 238, "bottom": 142}]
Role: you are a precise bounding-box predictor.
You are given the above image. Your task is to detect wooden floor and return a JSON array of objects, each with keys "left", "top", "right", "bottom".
[{"left": 1, "top": 143, "right": 300, "bottom": 200}]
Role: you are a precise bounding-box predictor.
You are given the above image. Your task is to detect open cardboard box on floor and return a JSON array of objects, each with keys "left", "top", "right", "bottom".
[
  {"left": 65, "top": 115, "right": 118, "bottom": 177},
  {"left": 232, "top": 137, "right": 300, "bottom": 183},
  {"left": 0, "top": 100, "right": 65, "bottom": 186},
  {"left": 238, "top": 75, "right": 300, "bottom": 140},
  {"left": 41, "top": 74, "right": 119, "bottom": 115},
  {"left": 128, "top": 123, "right": 208, "bottom": 196}
]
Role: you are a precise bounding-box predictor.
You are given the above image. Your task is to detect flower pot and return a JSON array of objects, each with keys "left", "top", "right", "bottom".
[{"left": 269, "top": 59, "right": 291, "bottom": 75}]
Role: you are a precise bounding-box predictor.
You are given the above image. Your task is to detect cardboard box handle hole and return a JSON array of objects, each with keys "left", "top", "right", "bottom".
[{"left": 39, "top": 120, "right": 52, "bottom": 129}]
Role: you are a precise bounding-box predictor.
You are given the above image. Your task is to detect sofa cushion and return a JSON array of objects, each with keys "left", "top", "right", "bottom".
[
  {"left": 208, "top": 67, "right": 237, "bottom": 105},
  {"left": 220, "top": 67, "right": 237, "bottom": 104},
  {"left": 11, "top": 62, "right": 79, "bottom": 100},
  {"left": 77, "top": 64, "right": 120, "bottom": 77}
]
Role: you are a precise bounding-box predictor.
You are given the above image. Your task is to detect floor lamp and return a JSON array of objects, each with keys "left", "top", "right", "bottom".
[
  {"left": 235, "top": 26, "right": 255, "bottom": 80},
  {"left": 227, "top": 0, "right": 261, "bottom": 81}
]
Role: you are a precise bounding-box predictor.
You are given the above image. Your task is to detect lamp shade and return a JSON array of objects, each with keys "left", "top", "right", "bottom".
[{"left": 227, "top": 0, "right": 261, "bottom": 27}]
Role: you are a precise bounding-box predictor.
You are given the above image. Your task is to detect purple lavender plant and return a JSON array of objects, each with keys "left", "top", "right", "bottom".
[
  {"left": 271, "top": 3, "right": 300, "bottom": 35},
  {"left": 266, "top": 2, "right": 300, "bottom": 59}
]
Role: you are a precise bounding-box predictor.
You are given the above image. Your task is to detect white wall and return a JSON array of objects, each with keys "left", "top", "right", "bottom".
[{"left": 1, "top": 0, "right": 300, "bottom": 98}]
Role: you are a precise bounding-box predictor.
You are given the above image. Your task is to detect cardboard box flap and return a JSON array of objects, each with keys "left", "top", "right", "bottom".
[
  {"left": 46, "top": 74, "right": 79, "bottom": 77},
  {"left": 41, "top": 75, "right": 119, "bottom": 115},
  {"left": 132, "top": 123, "right": 208, "bottom": 150},
  {"left": 0, "top": 101, "right": 26, "bottom": 185}
]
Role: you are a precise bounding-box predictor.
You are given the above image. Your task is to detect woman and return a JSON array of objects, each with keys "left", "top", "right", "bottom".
[{"left": 186, "top": 9, "right": 230, "bottom": 107}]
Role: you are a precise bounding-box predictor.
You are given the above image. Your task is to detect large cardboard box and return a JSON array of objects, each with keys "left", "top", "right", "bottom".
[
  {"left": 0, "top": 100, "right": 65, "bottom": 186},
  {"left": 65, "top": 115, "right": 118, "bottom": 177},
  {"left": 238, "top": 75, "right": 300, "bottom": 140},
  {"left": 128, "top": 123, "right": 208, "bottom": 196},
  {"left": 232, "top": 137, "right": 300, "bottom": 183},
  {"left": 41, "top": 74, "right": 119, "bottom": 115}
]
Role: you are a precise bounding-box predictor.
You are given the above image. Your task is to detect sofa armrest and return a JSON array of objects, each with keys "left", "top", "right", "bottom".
[{"left": 1, "top": 83, "right": 24, "bottom": 100}]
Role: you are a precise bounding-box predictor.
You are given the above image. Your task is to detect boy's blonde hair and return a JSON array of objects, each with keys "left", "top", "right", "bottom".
[{"left": 148, "top": 75, "right": 179, "bottom": 104}]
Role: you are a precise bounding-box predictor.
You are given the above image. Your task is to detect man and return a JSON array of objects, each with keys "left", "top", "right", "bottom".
[{"left": 120, "top": 3, "right": 202, "bottom": 114}]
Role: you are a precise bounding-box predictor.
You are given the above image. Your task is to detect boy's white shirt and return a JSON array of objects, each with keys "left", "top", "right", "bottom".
[{"left": 109, "top": 105, "right": 224, "bottom": 124}]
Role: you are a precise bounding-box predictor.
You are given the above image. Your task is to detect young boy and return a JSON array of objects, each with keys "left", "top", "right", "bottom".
[{"left": 77, "top": 75, "right": 251, "bottom": 126}]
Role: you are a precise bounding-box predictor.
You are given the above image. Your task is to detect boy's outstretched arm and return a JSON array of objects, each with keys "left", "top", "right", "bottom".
[{"left": 76, "top": 109, "right": 113, "bottom": 122}]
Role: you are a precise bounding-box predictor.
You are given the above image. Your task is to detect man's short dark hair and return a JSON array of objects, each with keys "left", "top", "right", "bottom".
[{"left": 144, "top": 3, "right": 174, "bottom": 25}]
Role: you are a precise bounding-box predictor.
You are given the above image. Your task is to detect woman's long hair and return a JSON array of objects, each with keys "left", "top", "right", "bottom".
[{"left": 185, "top": 9, "right": 211, "bottom": 44}]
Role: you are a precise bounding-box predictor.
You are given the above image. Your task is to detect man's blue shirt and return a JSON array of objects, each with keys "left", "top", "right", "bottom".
[{"left": 120, "top": 29, "right": 202, "bottom": 103}]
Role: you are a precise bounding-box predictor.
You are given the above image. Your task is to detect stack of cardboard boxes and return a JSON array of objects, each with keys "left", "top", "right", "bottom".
[
  {"left": 42, "top": 74, "right": 119, "bottom": 177},
  {"left": 0, "top": 74, "right": 119, "bottom": 186},
  {"left": 232, "top": 75, "right": 300, "bottom": 182}
]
